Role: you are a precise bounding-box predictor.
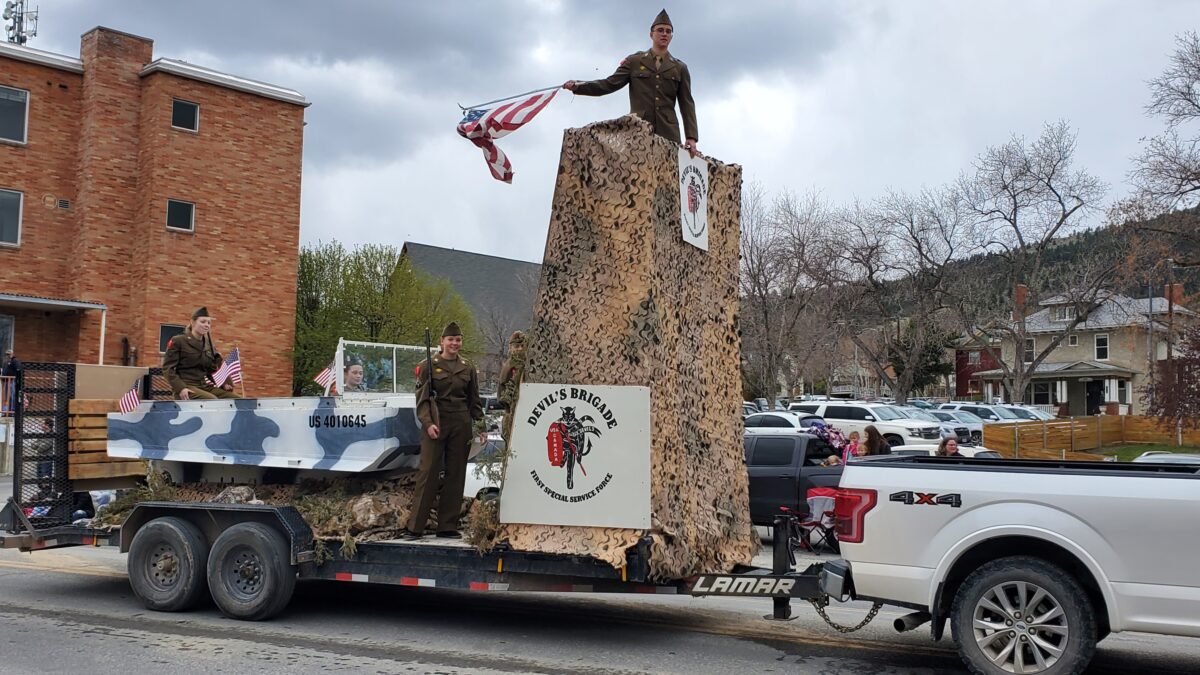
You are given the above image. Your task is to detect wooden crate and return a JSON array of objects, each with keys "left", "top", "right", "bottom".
[{"left": 67, "top": 399, "right": 146, "bottom": 481}]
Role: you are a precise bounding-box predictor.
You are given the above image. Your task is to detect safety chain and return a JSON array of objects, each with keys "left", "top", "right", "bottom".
[{"left": 809, "top": 596, "right": 884, "bottom": 633}]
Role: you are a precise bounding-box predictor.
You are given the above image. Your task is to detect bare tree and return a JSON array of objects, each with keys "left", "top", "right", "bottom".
[
  {"left": 1125, "top": 31, "right": 1200, "bottom": 266},
  {"left": 947, "top": 122, "right": 1118, "bottom": 404},
  {"left": 739, "top": 184, "right": 830, "bottom": 399}
]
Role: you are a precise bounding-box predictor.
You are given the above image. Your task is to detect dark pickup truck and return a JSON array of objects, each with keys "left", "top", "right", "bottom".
[{"left": 743, "top": 433, "right": 843, "bottom": 526}]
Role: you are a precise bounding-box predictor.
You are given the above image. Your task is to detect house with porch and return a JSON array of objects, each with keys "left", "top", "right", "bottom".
[{"left": 972, "top": 288, "right": 1194, "bottom": 415}]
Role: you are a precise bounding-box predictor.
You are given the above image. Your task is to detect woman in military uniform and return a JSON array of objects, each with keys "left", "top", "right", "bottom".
[
  {"left": 404, "top": 322, "right": 484, "bottom": 539},
  {"left": 162, "top": 307, "right": 239, "bottom": 400}
]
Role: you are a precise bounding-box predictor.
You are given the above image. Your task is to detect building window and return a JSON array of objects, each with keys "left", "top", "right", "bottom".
[
  {"left": 968, "top": 351, "right": 981, "bottom": 365},
  {"left": 0, "top": 314, "right": 13, "bottom": 354},
  {"left": 1117, "top": 380, "right": 1128, "bottom": 404},
  {"left": 1023, "top": 338, "right": 1035, "bottom": 363},
  {"left": 159, "top": 324, "right": 186, "bottom": 352},
  {"left": 1095, "top": 334, "right": 1109, "bottom": 361},
  {"left": 1032, "top": 382, "right": 1051, "bottom": 405},
  {"left": 0, "top": 85, "right": 29, "bottom": 144},
  {"left": 1068, "top": 334, "right": 1078, "bottom": 347},
  {"left": 171, "top": 99, "right": 199, "bottom": 132},
  {"left": 1054, "top": 306, "right": 1076, "bottom": 322},
  {"left": 0, "top": 188, "right": 22, "bottom": 246},
  {"left": 166, "top": 199, "right": 195, "bottom": 231}
]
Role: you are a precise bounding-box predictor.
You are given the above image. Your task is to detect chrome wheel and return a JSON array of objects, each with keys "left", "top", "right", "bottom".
[{"left": 972, "top": 580, "right": 1069, "bottom": 673}]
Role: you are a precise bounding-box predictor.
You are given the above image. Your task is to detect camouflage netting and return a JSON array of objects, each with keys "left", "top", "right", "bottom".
[
  {"left": 498, "top": 115, "right": 757, "bottom": 579},
  {"left": 96, "top": 471, "right": 481, "bottom": 557}
]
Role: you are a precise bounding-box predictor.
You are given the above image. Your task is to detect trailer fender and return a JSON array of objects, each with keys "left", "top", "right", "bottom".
[{"left": 120, "top": 502, "right": 315, "bottom": 565}]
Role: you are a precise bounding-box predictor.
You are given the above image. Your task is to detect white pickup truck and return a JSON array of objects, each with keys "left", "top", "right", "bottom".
[{"left": 820, "top": 455, "right": 1200, "bottom": 675}]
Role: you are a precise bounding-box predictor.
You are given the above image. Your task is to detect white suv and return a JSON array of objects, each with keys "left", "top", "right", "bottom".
[{"left": 786, "top": 401, "right": 940, "bottom": 446}]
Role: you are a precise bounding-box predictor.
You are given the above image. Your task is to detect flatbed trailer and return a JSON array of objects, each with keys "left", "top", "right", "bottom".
[{"left": 0, "top": 497, "right": 823, "bottom": 621}]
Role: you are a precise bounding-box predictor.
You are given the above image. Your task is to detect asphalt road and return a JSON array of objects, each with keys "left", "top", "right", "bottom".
[{"left": 0, "top": 540, "right": 1197, "bottom": 675}]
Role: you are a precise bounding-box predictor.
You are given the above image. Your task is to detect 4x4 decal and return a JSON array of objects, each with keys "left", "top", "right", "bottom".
[{"left": 889, "top": 491, "right": 962, "bottom": 508}]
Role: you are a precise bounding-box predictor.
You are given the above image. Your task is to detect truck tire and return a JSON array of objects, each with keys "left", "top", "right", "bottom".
[
  {"left": 951, "top": 555, "right": 1096, "bottom": 675},
  {"left": 206, "top": 522, "right": 296, "bottom": 621},
  {"left": 127, "top": 516, "right": 209, "bottom": 612},
  {"left": 884, "top": 434, "right": 904, "bottom": 447}
]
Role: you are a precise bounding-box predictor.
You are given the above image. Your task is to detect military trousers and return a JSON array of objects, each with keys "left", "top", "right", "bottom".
[
  {"left": 179, "top": 383, "right": 239, "bottom": 400},
  {"left": 407, "top": 410, "right": 472, "bottom": 533}
]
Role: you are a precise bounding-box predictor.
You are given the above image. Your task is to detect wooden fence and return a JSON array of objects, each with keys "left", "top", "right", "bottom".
[{"left": 982, "top": 415, "right": 1200, "bottom": 460}]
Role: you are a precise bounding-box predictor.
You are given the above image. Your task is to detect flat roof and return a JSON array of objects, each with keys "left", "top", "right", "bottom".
[
  {"left": 0, "top": 38, "right": 307, "bottom": 107},
  {"left": 0, "top": 292, "right": 107, "bottom": 312},
  {"left": 141, "top": 58, "right": 309, "bottom": 107},
  {"left": 0, "top": 41, "right": 84, "bottom": 74}
]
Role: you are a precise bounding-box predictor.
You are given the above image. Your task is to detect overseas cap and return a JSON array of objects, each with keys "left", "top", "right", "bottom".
[
  {"left": 442, "top": 322, "right": 463, "bottom": 337},
  {"left": 509, "top": 330, "right": 526, "bottom": 346},
  {"left": 652, "top": 9, "right": 671, "bottom": 28},
  {"left": 191, "top": 306, "right": 210, "bottom": 319}
]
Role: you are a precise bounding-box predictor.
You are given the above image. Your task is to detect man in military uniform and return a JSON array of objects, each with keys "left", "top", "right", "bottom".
[
  {"left": 497, "top": 330, "right": 526, "bottom": 441},
  {"left": 343, "top": 359, "right": 367, "bottom": 392},
  {"left": 162, "top": 307, "right": 239, "bottom": 400},
  {"left": 404, "top": 322, "right": 484, "bottom": 539},
  {"left": 564, "top": 9, "right": 699, "bottom": 156}
]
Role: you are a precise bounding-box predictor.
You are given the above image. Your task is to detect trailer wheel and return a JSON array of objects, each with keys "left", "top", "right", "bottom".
[
  {"left": 207, "top": 522, "right": 296, "bottom": 620},
  {"left": 128, "top": 516, "right": 209, "bottom": 612},
  {"left": 951, "top": 555, "right": 1095, "bottom": 675}
]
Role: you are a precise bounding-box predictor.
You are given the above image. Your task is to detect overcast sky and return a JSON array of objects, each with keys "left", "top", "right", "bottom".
[{"left": 31, "top": 0, "right": 1200, "bottom": 263}]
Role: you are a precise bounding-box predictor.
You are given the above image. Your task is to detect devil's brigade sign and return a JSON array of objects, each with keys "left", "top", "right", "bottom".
[
  {"left": 678, "top": 148, "right": 709, "bottom": 251},
  {"left": 500, "top": 384, "right": 651, "bottom": 529}
]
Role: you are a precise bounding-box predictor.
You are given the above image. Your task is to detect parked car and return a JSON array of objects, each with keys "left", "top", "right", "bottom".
[
  {"left": 897, "top": 407, "right": 968, "bottom": 443},
  {"left": 885, "top": 443, "right": 1004, "bottom": 459},
  {"left": 463, "top": 433, "right": 504, "bottom": 501},
  {"left": 743, "top": 411, "right": 825, "bottom": 435},
  {"left": 1131, "top": 451, "right": 1200, "bottom": 464},
  {"left": 938, "top": 402, "right": 1023, "bottom": 424},
  {"left": 785, "top": 401, "right": 941, "bottom": 446},
  {"left": 906, "top": 399, "right": 936, "bottom": 410},
  {"left": 1003, "top": 404, "right": 1055, "bottom": 421},
  {"left": 743, "top": 433, "right": 843, "bottom": 526},
  {"left": 754, "top": 397, "right": 770, "bottom": 411},
  {"left": 742, "top": 402, "right": 759, "bottom": 417},
  {"left": 928, "top": 409, "right": 984, "bottom": 445}
]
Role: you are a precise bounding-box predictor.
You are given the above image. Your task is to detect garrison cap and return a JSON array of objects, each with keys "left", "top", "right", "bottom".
[
  {"left": 441, "top": 322, "right": 463, "bottom": 338},
  {"left": 191, "top": 306, "right": 210, "bottom": 319},
  {"left": 509, "top": 330, "right": 526, "bottom": 346},
  {"left": 652, "top": 9, "right": 671, "bottom": 28}
]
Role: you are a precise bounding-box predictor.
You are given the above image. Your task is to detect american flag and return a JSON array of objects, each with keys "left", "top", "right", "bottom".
[
  {"left": 457, "top": 88, "right": 558, "bottom": 183},
  {"left": 118, "top": 381, "right": 141, "bottom": 415},
  {"left": 211, "top": 347, "right": 242, "bottom": 388},
  {"left": 313, "top": 359, "right": 336, "bottom": 392}
]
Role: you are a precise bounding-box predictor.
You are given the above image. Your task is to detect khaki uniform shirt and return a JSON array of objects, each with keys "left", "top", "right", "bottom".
[
  {"left": 162, "top": 330, "right": 221, "bottom": 395},
  {"left": 575, "top": 49, "right": 698, "bottom": 144},
  {"left": 416, "top": 354, "right": 484, "bottom": 428}
]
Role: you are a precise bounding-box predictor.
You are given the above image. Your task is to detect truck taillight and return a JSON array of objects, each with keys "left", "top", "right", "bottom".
[{"left": 835, "top": 488, "right": 877, "bottom": 544}]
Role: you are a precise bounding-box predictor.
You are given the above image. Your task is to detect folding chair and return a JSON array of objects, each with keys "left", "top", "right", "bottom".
[{"left": 798, "top": 487, "right": 838, "bottom": 554}]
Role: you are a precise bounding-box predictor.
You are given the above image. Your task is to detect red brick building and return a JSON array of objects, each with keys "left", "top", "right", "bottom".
[
  {"left": 955, "top": 343, "right": 1003, "bottom": 399},
  {"left": 0, "top": 27, "right": 307, "bottom": 396}
]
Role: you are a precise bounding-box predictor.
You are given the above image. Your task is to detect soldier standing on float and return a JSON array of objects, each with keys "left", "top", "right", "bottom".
[
  {"left": 563, "top": 9, "right": 699, "bottom": 156},
  {"left": 404, "top": 322, "right": 485, "bottom": 539},
  {"left": 162, "top": 307, "right": 239, "bottom": 400},
  {"left": 497, "top": 330, "right": 526, "bottom": 442}
]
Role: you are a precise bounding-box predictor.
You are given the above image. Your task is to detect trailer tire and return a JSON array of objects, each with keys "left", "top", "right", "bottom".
[
  {"left": 128, "top": 516, "right": 209, "bottom": 612},
  {"left": 951, "top": 555, "right": 1095, "bottom": 675},
  {"left": 207, "top": 522, "right": 296, "bottom": 621}
]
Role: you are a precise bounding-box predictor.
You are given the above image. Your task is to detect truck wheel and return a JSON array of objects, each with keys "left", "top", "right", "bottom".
[
  {"left": 951, "top": 556, "right": 1095, "bottom": 675},
  {"left": 884, "top": 434, "right": 904, "bottom": 447},
  {"left": 207, "top": 522, "right": 296, "bottom": 620},
  {"left": 128, "top": 516, "right": 209, "bottom": 612}
]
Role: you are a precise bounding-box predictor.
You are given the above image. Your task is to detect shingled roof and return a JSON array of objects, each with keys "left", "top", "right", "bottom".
[{"left": 401, "top": 242, "right": 542, "bottom": 332}]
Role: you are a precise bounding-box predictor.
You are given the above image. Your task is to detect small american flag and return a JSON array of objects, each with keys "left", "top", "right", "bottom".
[
  {"left": 457, "top": 89, "right": 558, "bottom": 183},
  {"left": 118, "top": 382, "right": 141, "bottom": 415},
  {"left": 211, "top": 347, "right": 242, "bottom": 388},
  {"left": 313, "top": 359, "right": 336, "bottom": 391}
]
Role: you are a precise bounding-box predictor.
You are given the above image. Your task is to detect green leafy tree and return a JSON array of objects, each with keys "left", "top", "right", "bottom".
[
  {"left": 292, "top": 242, "right": 478, "bottom": 395},
  {"left": 888, "top": 330, "right": 956, "bottom": 393}
]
